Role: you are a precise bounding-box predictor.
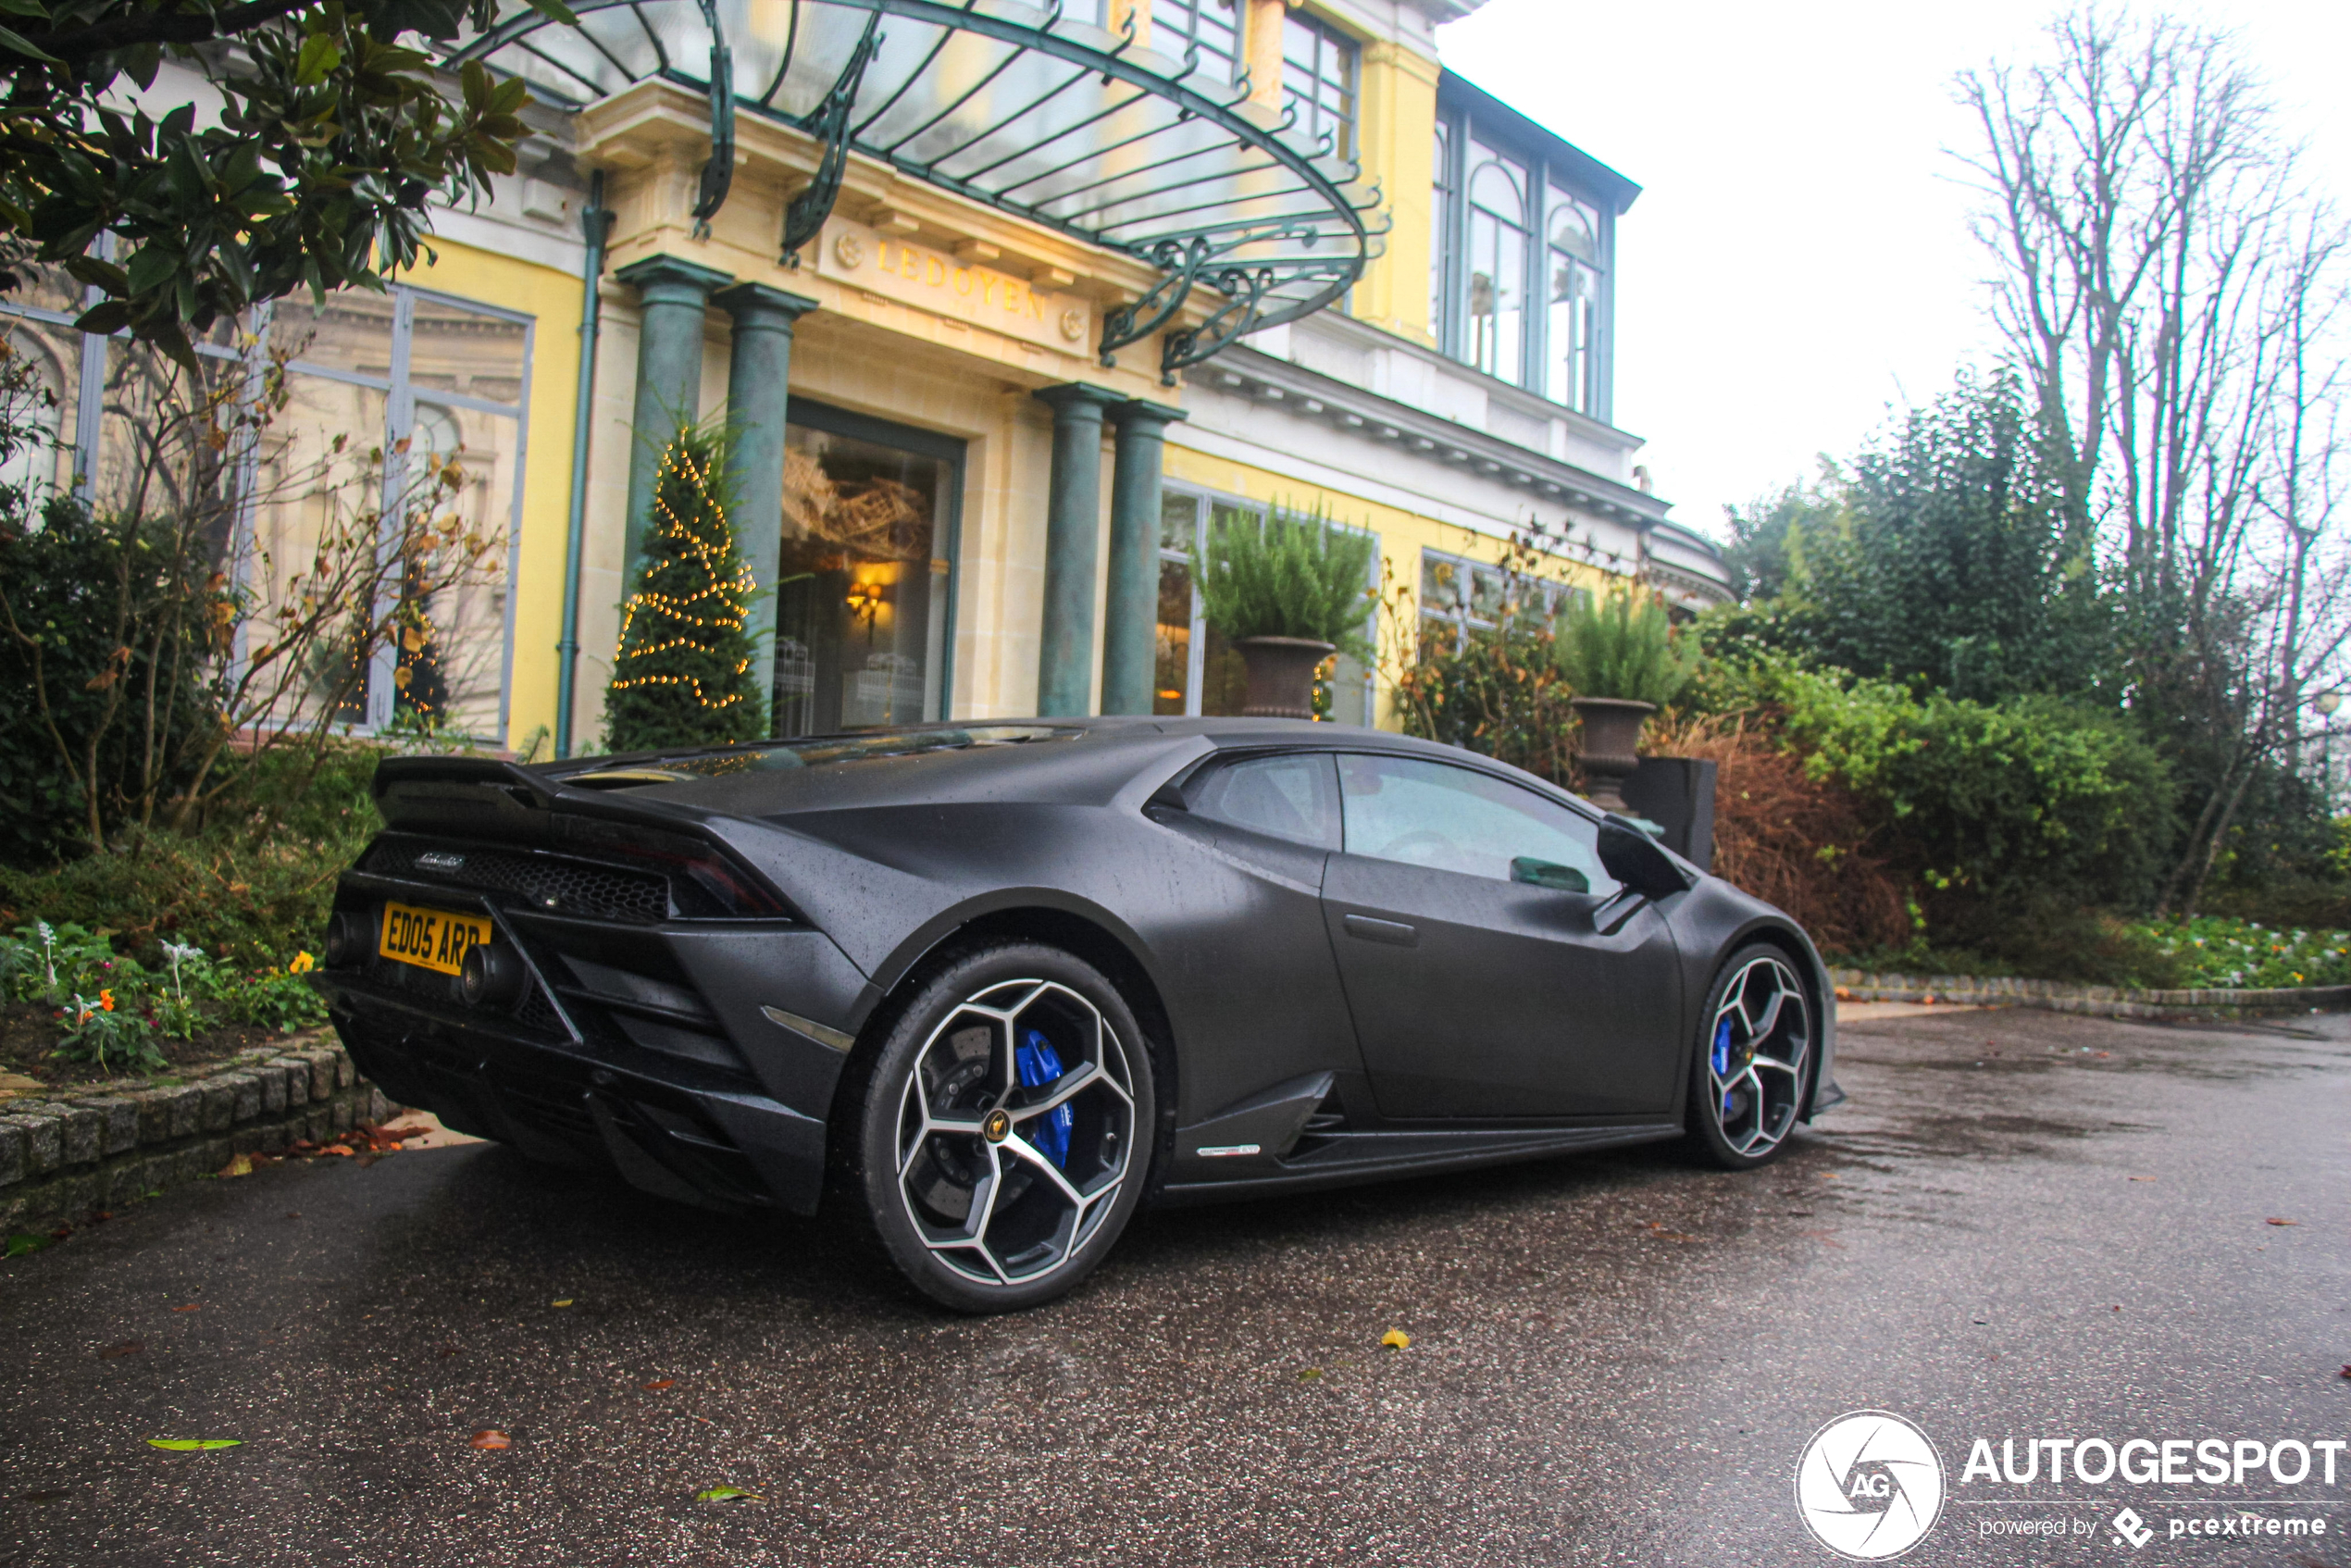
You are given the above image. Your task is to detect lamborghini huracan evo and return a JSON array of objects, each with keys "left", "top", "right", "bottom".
[{"left": 314, "top": 717, "right": 1842, "bottom": 1312}]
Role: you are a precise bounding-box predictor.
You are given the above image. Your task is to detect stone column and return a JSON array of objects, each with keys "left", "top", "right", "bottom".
[
  {"left": 1032, "top": 384, "right": 1123, "bottom": 717},
  {"left": 1100, "top": 399, "right": 1189, "bottom": 716},
  {"left": 615, "top": 255, "right": 734, "bottom": 578},
  {"left": 714, "top": 282, "right": 819, "bottom": 729}
]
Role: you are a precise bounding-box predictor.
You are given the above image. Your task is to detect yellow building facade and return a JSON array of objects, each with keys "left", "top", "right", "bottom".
[{"left": 1, "top": 0, "right": 1726, "bottom": 756}]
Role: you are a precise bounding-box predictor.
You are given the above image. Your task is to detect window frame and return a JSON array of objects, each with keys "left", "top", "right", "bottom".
[
  {"left": 1281, "top": 8, "right": 1359, "bottom": 160},
  {"left": 1150, "top": 0, "right": 1243, "bottom": 84},
  {"left": 1417, "top": 544, "right": 1590, "bottom": 641},
  {"left": 0, "top": 273, "right": 537, "bottom": 744},
  {"left": 1430, "top": 93, "right": 1618, "bottom": 419}
]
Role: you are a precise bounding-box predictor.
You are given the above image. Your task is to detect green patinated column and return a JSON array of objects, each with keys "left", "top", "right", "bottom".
[
  {"left": 1033, "top": 383, "right": 1123, "bottom": 716},
  {"left": 615, "top": 255, "right": 734, "bottom": 577},
  {"left": 715, "top": 282, "right": 819, "bottom": 729},
  {"left": 1101, "top": 399, "right": 1189, "bottom": 716}
]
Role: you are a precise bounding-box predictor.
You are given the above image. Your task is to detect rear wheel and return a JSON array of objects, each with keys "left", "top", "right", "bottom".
[
  {"left": 1686, "top": 944, "right": 1816, "bottom": 1170},
  {"left": 838, "top": 942, "right": 1156, "bottom": 1313}
]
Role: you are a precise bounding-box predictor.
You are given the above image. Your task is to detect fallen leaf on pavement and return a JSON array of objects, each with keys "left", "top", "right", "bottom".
[
  {"left": 1299, "top": 1367, "right": 1323, "bottom": 1381},
  {"left": 1381, "top": 1328, "right": 1411, "bottom": 1350},
  {"left": 641, "top": 1379, "right": 675, "bottom": 1390},
  {"left": 2339, "top": 1365, "right": 2351, "bottom": 1380},
  {"left": 219, "top": 1154, "right": 253, "bottom": 1178},
  {"left": 146, "top": 1439, "right": 240, "bottom": 1451},
  {"left": 170, "top": 1304, "right": 199, "bottom": 1313},
  {"left": 318, "top": 1145, "right": 353, "bottom": 1158},
  {"left": 694, "top": 1486, "right": 762, "bottom": 1503},
  {"left": 99, "top": 1339, "right": 143, "bottom": 1358},
  {"left": 2266, "top": 1217, "right": 2298, "bottom": 1226},
  {"left": 2128, "top": 1176, "right": 2157, "bottom": 1182},
  {"left": 469, "top": 1430, "right": 513, "bottom": 1450},
  {"left": 5, "top": 1233, "right": 52, "bottom": 1258},
  {"left": 551, "top": 1299, "right": 574, "bottom": 1308}
]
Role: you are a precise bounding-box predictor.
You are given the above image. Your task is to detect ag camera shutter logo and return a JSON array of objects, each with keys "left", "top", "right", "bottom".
[{"left": 1795, "top": 1410, "right": 1947, "bottom": 1559}]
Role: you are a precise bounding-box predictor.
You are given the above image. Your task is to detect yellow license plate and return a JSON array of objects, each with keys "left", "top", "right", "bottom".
[{"left": 378, "top": 902, "right": 491, "bottom": 976}]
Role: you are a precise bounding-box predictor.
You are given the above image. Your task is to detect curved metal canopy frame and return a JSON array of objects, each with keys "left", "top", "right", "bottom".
[{"left": 449, "top": 0, "right": 1385, "bottom": 382}]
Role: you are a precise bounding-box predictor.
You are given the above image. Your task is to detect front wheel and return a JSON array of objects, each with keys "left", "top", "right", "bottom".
[
  {"left": 838, "top": 942, "right": 1157, "bottom": 1313},
  {"left": 1685, "top": 944, "right": 1817, "bottom": 1170}
]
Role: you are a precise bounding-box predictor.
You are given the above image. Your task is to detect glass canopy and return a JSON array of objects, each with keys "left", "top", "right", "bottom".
[{"left": 448, "top": 0, "right": 1385, "bottom": 380}]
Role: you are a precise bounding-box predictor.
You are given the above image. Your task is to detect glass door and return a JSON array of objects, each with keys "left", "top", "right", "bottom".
[{"left": 773, "top": 402, "right": 963, "bottom": 736}]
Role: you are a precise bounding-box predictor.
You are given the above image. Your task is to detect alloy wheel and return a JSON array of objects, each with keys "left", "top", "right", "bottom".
[
  {"left": 892, "top": 978, "right": 1138, "bottom": 1288},
  {"left": 1706, "top": 954, "right": 1813, "bottom": 1158}
]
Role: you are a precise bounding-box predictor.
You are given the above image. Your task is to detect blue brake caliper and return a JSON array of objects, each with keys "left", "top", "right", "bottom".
[
  {"left": 1015, "top": 1028, "right": 1073, "bottom": 1168},
  {"left": 1712, "top": 1018, "right": 1736, "bottom": 1114}
]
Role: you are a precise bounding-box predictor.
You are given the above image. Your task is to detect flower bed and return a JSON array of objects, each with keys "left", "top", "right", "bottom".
[
  {"left": 2121, "top": 916, "right": 2351, "bottom": 989},
  {"left": 0, "top": 921, "right": 329, "bottom": 1085}
]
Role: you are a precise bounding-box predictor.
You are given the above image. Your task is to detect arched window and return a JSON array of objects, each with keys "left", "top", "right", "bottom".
[
  {"left": 1426, "top": 80, "right": 1621, "bottom": 421},
  {"left": 1464, "top": 142, "right": 1528, "bottom": 383}
]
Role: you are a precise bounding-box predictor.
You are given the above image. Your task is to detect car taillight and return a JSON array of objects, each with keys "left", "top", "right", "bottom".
[{"left": 553, "top": 815, "right": 788, "bottom": 918}]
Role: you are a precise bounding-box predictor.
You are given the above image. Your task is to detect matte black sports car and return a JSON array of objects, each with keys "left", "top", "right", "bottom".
[{"left": 315, "top": 718, "right": 1842, "bottom": 1311}]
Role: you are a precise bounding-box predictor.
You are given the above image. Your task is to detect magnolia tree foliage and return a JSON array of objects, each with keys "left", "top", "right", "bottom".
[{"left": 0, "top": 0, "right": 569, "bottom": 371}]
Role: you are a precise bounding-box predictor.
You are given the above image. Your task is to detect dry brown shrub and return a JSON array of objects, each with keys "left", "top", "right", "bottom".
[{"left": 1646, "top": 711, "right": 1911, "bottom": 954}]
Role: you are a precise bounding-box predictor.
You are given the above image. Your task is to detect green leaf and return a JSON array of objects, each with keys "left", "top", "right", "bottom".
[
  {"left": 72, "top": 300, "right": 131, "bottom": 336},
  {"left": 693, "top": 1486, "right": 761, "bottom": 1503},
  {"left": 6, "top": 1232, "right": 53, "bottom": 1258},
  {"left": 64, "top": 255, "right": 129, "bottom": 293},
  {"left": 0, "top": 0, "right": 50, "bottom": 18},
  {"left": 146, "top": 1438, "right": 242, "bottom": 1451},
  {"left": 295, "top": 31, "right": 342, "bottom": 86},
  {"left": 0, "top": 21, "right": 57, "bottom": 61},
  {"left": 521, "top": 0, "right": 578, "bottom": 24}
]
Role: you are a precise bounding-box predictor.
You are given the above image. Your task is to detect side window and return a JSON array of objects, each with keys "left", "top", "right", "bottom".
[
  {"left": 1337, "top": 753, "right": 1618, "bottom": 895},
  {"left": 1187, "top": 753, "right": 1341, "bottom": 851}
]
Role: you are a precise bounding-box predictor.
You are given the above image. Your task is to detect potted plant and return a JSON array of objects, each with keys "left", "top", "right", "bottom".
[
  {"left": 1193, "top": 504, "right": 1376, "bottom": 718},
  {"left": 1555, "top": 586, "right": 1701, "bottom": 811}
]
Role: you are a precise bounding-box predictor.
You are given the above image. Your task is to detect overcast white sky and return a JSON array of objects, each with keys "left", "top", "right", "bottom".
[{"left": 1434, "top": 0, "right": 2351, "bottom": 544}]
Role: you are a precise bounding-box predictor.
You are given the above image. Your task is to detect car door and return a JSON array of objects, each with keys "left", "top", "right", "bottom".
[{"left": 1320, "top": 751, "right": 1684, "bottom": 1119}]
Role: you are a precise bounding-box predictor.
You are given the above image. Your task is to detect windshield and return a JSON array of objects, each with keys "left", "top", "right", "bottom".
[{"left": 564, "top": 726, "right": 1078, "bottom": 785}]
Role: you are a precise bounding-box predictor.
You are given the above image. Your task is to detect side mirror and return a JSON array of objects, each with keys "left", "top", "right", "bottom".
[{"left": 1598, "top": 815, "right": 1694, "bottom": 900}]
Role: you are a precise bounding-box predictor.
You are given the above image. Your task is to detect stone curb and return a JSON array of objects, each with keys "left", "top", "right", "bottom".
[
  {"left": 1829, "top": 968, "right": 2351, "bottom": 1022},
  {"left": 0, "top": 1032, "right": 391, "bottom": 1235}
]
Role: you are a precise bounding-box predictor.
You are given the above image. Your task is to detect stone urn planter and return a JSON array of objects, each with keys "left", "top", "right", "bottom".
[
  {"left": 1571, "top": 696, "right": 1656, "bottom": 812},
  {"left": 1237, "top": 636, "right": 1336, "bottom": 719}
]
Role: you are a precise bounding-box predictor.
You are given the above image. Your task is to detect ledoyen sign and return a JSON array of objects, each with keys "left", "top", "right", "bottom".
[{"left": 816, "top": 217, "right": 1092, "bottom": 355}]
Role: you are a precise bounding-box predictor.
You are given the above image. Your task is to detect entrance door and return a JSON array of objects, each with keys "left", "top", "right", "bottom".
[
  {"left": 774, "top": 404, "right": 961, "bottom": 736},
  {"left": 1320, "top": 752, "right": 1684, "bottom": 1119}
]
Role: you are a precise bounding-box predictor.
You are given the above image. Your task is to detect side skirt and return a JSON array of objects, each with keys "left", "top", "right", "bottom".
[{"left": 1150, "top": 1120, "right": 1686, "bottom": 1207}]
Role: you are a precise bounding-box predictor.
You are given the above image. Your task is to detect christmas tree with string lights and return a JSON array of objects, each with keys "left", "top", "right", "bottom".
[{"left": 603, "top": 419, "right": 763, "bottom": 752}]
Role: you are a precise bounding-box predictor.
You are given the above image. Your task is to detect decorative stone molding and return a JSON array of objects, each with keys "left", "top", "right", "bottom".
[{"left": 0, "top": 1037, "right": 392, "bottom": 1235}]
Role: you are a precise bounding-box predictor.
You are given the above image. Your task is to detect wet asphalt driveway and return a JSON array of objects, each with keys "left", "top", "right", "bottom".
[{"left": 3, "top": 1005, "right": 2347, "bottom": 1567}]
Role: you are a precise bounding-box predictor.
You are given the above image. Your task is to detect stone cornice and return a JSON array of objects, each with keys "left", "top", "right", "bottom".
[{"left": 1208, "top": 343, "right": 1673, "bottom": 531}]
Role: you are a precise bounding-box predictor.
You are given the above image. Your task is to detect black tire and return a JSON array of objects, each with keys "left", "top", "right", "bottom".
[
  {"left": 1685, "top": 942, "right": 1817, "bottom": 1171},
  {"left": 834, "top": 941, "right": 1158, "bottom": 1313}
]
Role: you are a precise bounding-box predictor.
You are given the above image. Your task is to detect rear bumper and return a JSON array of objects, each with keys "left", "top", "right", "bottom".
[
  {"left": 324, "top": 979, "right": 835, "bottom": 1214},
  {"left": 315, "top": 862, "right": 878, "bottom": 1217}
]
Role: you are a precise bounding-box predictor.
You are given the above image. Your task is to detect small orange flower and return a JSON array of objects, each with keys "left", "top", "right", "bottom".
[{"left": 99, "top": 989, "right": 116, "bottom": 1012}]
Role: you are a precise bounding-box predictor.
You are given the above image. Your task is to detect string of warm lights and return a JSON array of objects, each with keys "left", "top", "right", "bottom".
[{"left": 609, "top": 435, "right": 759, "bottom": 719}]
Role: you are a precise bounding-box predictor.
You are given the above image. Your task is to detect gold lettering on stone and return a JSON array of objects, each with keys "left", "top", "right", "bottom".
[{"left": 825, "top": 219, "right": 1091, "bottom": 355}]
